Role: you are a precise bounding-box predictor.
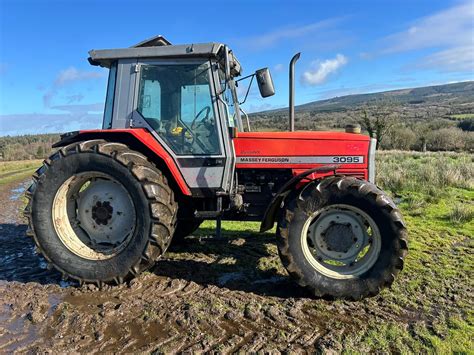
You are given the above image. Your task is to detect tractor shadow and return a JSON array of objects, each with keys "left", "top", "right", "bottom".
[
  {"left": 155, "top": 226, "right": 308, "bottom": 298},
  {"left": 0, "top": 223, "right": 306, "bottom": 298},
  {"left": 0, "top": 223, "right": 65, "bottom": 285}
]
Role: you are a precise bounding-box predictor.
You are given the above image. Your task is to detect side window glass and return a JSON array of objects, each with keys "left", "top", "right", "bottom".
[
  {"left": 102, "top": 63, "right": 117, "bottom": 129},
  {"left": 138, "top": 78, "right": 161, "bottom": 131}
]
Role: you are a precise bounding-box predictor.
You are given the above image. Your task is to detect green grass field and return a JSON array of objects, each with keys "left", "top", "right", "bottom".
[
  {"left": 193, "top": 151, "right": 474, "bottom": 353},
  {"left": 449, "top": 113, "right": 474, "bottom": 120},
  {"left": 0, "top": 160, "right": 42, "bottom": 185}
]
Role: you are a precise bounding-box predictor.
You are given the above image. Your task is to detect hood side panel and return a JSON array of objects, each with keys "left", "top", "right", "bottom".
[{"left": 234, "top": 133, "right": 370, "bottom": 171}]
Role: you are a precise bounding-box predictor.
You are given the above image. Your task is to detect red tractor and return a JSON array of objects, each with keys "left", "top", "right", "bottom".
[{"left": 25, "top": 36, "right": 407, "bottom": 299}]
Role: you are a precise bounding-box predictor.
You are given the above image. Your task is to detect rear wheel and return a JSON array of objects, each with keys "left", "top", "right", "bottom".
[
  {"left": 277, "top": 176, "right": 408, "bottom": 299},
  {"left": 25, "top": 140, "right": 177, "bottom": 285}
]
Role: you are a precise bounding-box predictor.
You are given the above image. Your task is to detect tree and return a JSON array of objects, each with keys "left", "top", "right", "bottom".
[
  {"left": 458, "top": 118, "right": 474, "bottom": 132},
  {"left": 426, "top": 128, "right": 467, "bottom": 151},
  {"left": 412, "top": 123, "right": 432, "bottom": 152},
  {"left": 381, "top": 126, "right": 416, "bottom": 150},
  {"left": 358, "top": 100, "right": 398, "bottom": 149},
  {"left": 36, "top": 146, "right": 44, "bottom": 158}
]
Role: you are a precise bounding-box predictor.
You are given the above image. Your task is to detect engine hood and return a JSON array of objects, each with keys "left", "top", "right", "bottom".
[
  {"left": 236, "top": 131, "right": 370, "bottom": 141},
  {"left": 234, "top": 131, "right": 371, "bottom": 171}
]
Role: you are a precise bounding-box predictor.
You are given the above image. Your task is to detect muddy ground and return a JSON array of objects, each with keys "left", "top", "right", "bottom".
[{"left": 0, "top": 178, "right": 470, "bottom": 353}]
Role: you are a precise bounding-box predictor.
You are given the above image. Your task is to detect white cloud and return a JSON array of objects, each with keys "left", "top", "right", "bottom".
[
  {"left": 54, "top": 67, "right": 103, "bottom": 86},
  {"left": 301, "top": 54, "right": 348, "bottom": 86},
  {"left": 419, "top": 46, "right": 474, "bottom": 73},
  {"left": 44, "top": 66, "right": 104, "bottom": 107},
  {"left": 51, "top": 103, "right": 104, "bottom": 113},
  {"left": 384, "top": 2, "right": 473, "bottom": 52},
  {"left": 65, "top": 94, "right": 85, "bottom": 104},
  {"left": 382, "top": 1, "right": 474, "bottom": 73},
  {"left": 0, "top": 111, "right": 102, "bottom": 136},
  {"left": 247, "top": 103, "right": 284, "bottom": 114},
  {"left": 243, "top": 18, "right": 342, "bottom": 50}
]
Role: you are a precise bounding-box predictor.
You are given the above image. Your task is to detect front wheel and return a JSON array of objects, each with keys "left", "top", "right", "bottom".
[
  {"left": 277, "top": 176, "right": 408, "bottom": 300},
  {"left": 25, "top": 140, "right": 177, "bottom": 285}
]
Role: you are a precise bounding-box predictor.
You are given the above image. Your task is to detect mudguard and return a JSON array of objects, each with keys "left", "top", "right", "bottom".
[
  {"left": 52, "top": 129, "right": 192, "bottom": 196},
  {"left": 259, "top": 165, "right": 339, "bottom": 232}
]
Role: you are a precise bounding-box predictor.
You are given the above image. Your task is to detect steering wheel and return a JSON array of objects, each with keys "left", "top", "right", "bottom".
[{"left": 191, "top": 106, "right": 211, "bottom": 129}]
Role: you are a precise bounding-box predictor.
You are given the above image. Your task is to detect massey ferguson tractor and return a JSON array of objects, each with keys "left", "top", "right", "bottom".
[{"left": 25, "top": 35, "right": 407, "bottom": 299}]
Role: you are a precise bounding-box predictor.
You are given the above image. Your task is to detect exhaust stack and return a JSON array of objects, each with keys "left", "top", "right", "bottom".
[{"left": 289, "top": 52, "right": 301, "bottom": 132}]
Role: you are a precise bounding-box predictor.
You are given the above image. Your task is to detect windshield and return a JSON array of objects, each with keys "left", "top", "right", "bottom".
[{"left": 137, "top": 62, "right": 221, "bottom": 155}]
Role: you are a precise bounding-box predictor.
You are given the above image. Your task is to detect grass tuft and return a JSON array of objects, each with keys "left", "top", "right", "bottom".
[{"left": 449, "top": 203, "right": 474, "bottom": 224}]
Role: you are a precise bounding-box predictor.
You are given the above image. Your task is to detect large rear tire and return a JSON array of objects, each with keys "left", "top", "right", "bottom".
[
  {"left": 24, "top": 140, "right": 177, "bottom": 285},
  {"left": 276, "top": 176, "right": 408, "bottom": 300}
]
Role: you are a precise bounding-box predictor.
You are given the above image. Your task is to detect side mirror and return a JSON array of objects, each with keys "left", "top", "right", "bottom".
[{"left": 255, "top": 68, "right": 275, "bottom": 98}]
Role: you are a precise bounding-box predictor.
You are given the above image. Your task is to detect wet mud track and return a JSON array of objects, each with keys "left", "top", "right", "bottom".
[{"left": 0, "top": 179, "right": 429, "bottom": 352}]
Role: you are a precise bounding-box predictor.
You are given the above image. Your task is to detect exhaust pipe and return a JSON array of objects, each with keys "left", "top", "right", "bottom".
[{"left": 289, "top": 52, "right": 301, "bottom": 132}]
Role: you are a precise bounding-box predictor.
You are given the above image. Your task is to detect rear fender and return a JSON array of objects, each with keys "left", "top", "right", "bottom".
[
  {"left": 52, "top": 129, "right": 191, "bottom": 196},
  {"left": 259, "top": 165, "right": 339, "bottom": 233}
]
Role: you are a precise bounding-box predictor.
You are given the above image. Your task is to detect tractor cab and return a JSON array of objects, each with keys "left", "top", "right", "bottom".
[{"left": 89, "top": 35, "right": 272, "bottom": 196}]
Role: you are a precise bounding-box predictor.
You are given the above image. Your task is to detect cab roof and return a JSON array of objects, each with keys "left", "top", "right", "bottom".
[{"left": 88, "top": 34, "right": 241, "bottom": 77}]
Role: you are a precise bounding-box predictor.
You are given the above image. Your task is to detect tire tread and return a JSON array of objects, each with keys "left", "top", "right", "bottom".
[
  {"left": 276, "top": 176, "right": 408, "bottom": 300},
  {"left": 24, "top": 139, "right": 177, "bottom": 286}
]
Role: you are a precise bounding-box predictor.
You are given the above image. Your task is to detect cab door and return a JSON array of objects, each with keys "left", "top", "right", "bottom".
[{"left": 129, "top": 59, "right": 235, "bottom": 196}]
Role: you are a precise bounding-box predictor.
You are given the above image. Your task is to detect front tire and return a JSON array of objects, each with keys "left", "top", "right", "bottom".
[
  {"left": 276, "top": 176, "right": 408, "bottom": 300},
  {"left": 24, "top": 140, "right": 177, "bottom": 285}
]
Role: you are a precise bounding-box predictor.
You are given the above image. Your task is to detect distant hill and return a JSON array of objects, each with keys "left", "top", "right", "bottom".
[
  {"left": 1, "top": 82, "right": 472, "bottom": 161},
  {"left": 295, "top": 81, "right": 474, "bottom": 112},
  {"left": 250, "top": 81, "right": 474, "bottom": 131}
]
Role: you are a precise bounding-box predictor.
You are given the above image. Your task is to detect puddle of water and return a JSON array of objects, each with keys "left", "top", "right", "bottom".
[
  {"left": 0, "top": 225, "right": 65, "bottom": 285},
  {"left": 0, "top": 179, "right": 74, "bottom": 285},
  {"left": 59, "top": 280, "right": 75, "bottom": 288},
  {"left": 10, "top": 186, "right": 26, "bottom": 201},
  {"left": 252, "top": 276, "right": 286, "bottom": 285},
  {"left": 9, "top": 180, "right": 30, "bottom": 201}
]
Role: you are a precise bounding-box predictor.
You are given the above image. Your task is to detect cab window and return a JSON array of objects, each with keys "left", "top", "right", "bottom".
[
  {"left": 137, "top": 63, "right": 221, "bottom": 155},
  {"left": 102, "top": 62, "right": 117, "bottom": 129}
]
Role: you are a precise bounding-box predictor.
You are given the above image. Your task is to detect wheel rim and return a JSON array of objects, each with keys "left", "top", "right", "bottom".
[
  {"left": 52, "top": 172, "right": 136, "bottom": 260},
  {"left": 301, "top": 204, "right": 381, "bottom": 279}
]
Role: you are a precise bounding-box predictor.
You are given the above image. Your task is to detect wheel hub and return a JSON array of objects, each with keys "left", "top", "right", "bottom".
[
  {"left": 52, "top": 172, "right": 137, "bottom": 261},
  {"left": 92, "top": 201, "right": 113, "bottom": 225},
  {"left": 322, "top": 223, "right": 356, "bottom": 253},
  {"left": 302, "top": 204, "right": 382, "bottom": 279},
  {"left": 76, "top": 179, "right": 135, "bottom": 246}
]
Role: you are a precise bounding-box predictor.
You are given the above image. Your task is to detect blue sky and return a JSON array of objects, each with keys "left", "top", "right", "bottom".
[{"left": 0, "top": 0, "right": 473, "bottom": 136}]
